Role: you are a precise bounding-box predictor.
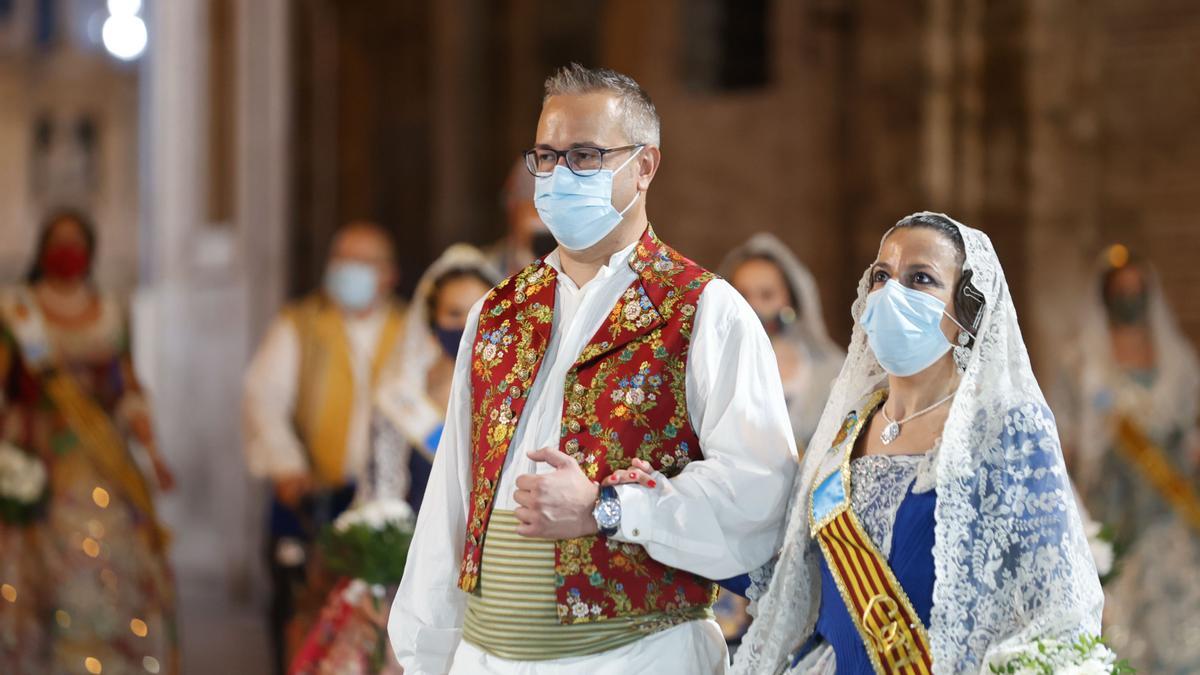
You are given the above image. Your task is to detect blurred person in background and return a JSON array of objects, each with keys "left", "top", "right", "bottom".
[
  {"left": 290, "top": 244, "right": 498, "bottom": 675},
  {"left": 0, "top": 210, "right": 178, "bottom": 675},
  {"left": 711, "top": 233, "right": 845, "bottom": 648},
  {"left": 243, "top": 221, "right": 406, "bottom": 675},
  {"left": 721, "top": 233, "right": 845, "bottom": 454},
  {"left": 484, "top": 159, "right": 557, "bottom": 277},
  {"left": 376, "top": 244, "right": 500, "bottom": 513},
  {"left": 1054, "top": 244, "right": 1200, "bottom": 673}
]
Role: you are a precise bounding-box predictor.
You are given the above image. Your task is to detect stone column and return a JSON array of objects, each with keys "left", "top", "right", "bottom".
[{"left": 139, "top": 0, "right": 290, "bottom": 596}]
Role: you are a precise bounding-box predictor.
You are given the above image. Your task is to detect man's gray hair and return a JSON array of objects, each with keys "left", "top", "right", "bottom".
[{"left": 543, "top": 63, "right": 661, "bottom": 147}]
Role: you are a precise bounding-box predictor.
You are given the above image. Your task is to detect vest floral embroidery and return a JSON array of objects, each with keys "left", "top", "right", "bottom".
[{"left": 457, "top": 226, "right": 719, "bottom": 623}]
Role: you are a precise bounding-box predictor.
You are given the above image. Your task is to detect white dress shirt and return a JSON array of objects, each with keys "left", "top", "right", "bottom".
[
  {"left": 242, "top": 304, "right": 390, "bottom": 485},
  {"left": 388, "top": 240, "right": 798, "bottom": 674}
]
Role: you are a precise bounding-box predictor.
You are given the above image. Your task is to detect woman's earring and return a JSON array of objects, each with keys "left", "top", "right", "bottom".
[{"left": 953, "top": 331, "right": 972, "bottom": 371}]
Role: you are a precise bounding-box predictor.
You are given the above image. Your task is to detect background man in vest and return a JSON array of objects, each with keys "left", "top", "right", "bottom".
[
  {"left": 243, "top": 220, "right": 405, "bottom": 675},
  {"left": 389, "top": 64, "right": 798, "bottom": 674}
]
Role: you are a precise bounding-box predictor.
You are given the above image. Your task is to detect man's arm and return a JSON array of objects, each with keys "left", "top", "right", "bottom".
[
  {"left": 609, "top": 278, "right": 799, "bottom": 578},
  {"left": 387, "top": 300, "right": 482, "bottom": 674},
  {"left": 242, "top": 315, "right": 310, "bottom": 487}
]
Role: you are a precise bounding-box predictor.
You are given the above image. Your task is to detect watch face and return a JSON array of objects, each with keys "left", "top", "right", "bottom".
[{"left": 595, "top": 498, "right": 621, "bottom": 530}]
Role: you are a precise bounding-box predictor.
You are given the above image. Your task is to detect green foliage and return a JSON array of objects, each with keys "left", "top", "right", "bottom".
[{"left": 319, "top": 522, "right": 413, "bottom": 586}]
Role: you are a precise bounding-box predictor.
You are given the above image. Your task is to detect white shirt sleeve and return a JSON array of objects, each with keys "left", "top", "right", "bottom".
[
  {"left": 387, "top": 299, "right": 482, "bottom": 675},
  {"left": 241, "top": 315, "right": 309, "bottom": 479},
  {"left": 611, "top": 278, "right": 799, "bottom": 579}
]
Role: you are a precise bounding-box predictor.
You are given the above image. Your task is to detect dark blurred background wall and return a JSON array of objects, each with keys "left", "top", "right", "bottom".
[{"left": 284, "top": 0, "right": 1200, "bottom": 374}]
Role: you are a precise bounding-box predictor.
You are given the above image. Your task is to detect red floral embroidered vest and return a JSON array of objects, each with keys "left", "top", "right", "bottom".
[{"left": 457, "top": 226, "right": 719, "bottom": 623}]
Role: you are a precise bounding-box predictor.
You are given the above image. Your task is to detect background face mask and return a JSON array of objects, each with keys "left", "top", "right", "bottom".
[
  {"left": 41, "top": 243, "right": 91, "bottom": 280},
  {"left": 1105, "top": 292, "right": 1149, "bottom": 325},
  {"left": 433, "top": 325, "right": 466, "bottom": 358},
  {"left": 533, "top": 147, "right": 642, "bottom": 251},
  {"left": 860, "top": 279, "right": 953, "bottom": 376},
  {"left": 325, "top": 261, "right": 378, "bottom": 311}
]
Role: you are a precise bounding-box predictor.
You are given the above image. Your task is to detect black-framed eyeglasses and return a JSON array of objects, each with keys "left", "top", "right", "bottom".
[{"left": 523, "top": 144, "right": 644, "bottom": 178}]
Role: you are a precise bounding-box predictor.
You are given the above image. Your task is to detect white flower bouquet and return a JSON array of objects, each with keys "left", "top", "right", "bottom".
[
  {"left": 1084, "top": 518, "right": 1116, "bottom": 581},
  {"left": 0, "top": 441, "right": 49, "bottom": 524},
  {"left": 987, "top": 634, "right": 1134, "bottom": 674},
  {"left": 320, "top": 499, "right": 416, "bottom": 586}
]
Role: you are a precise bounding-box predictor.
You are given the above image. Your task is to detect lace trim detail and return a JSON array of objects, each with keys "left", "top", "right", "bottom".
[
  {"left": 913, "top": 442, "right": 940, "bottom": 494},
  {"left": 849, "top": 454, "right": 923, "bottom": 556}
]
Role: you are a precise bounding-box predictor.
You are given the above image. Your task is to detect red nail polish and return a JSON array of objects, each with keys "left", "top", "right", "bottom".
[
  {"left": 647, "top": 480, "right": 657, "bottom": 488},
  {"left": 628, "top": 472, "right": 637, "bottom": 480}
]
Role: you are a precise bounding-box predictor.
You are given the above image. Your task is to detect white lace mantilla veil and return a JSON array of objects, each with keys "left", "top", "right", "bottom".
[
  {"left": 733, "top": 214, "right": 1104, "bottom": 674},
  {"left": 1065, "top": 251, "right": 1200, "bottom": 494},
  {"left": 370, "top": 244, "right": 500, "bottom": 501}
]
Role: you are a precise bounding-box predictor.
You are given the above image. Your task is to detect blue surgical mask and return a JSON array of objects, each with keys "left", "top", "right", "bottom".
[
  {"left": 433, "top": 325, "right": 465, "bottom": 359},
  {"left": 325, "top": 262, "right": 378, "bottom": 311},
  {"left": 534, "top": 147, "right": 643, "bottom": 251},
  {"left": 860, "top": 279, "right": 954, "bottom": 376}
]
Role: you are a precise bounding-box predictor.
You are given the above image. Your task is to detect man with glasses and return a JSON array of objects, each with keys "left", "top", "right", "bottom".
[{"left": 389, "top": 63, "right": 796, "bottom": 674}]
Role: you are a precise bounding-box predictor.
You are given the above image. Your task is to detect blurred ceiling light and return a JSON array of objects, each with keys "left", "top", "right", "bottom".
[
  {"left": 108, "top": 0, "right": 144, "bottom": 16},
  {"left": 1107, "top": 243, "right": 1130, "bottom": 269},
  {"left": 102, "top": 12, "right": 147, "bottom": 61}
]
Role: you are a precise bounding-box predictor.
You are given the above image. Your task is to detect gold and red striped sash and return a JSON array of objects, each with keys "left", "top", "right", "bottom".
[
  {"left": 1116, "top": 416, "right": 1200, "bottom": 536},
  {"left": 809, "top": 391, "right": 933, "bottom": 675},
  {"left": 815, "top": 505, "right": 932, "bottom": 674}
]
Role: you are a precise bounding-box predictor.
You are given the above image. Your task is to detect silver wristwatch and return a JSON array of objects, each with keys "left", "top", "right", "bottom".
[{"left": 592, "top": 485, "right": 621, "bottom": 537}]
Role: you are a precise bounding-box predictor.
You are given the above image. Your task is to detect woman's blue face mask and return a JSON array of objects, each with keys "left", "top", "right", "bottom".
[{"left": 860, "top": 279, "right": 960, "bottom": 376}]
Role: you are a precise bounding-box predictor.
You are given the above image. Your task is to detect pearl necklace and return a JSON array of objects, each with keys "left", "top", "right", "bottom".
[{"left": 879, "top": 391, "right": 956, "bottom": 445}]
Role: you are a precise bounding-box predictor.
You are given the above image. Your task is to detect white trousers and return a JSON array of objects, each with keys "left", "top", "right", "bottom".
[{"left": 447, "top": 618, "right": 728, "bottom": 675}]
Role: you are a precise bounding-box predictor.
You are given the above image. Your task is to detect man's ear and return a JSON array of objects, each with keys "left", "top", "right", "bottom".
[{"left": 637, "top": 146, "right": 661, "bottom": 191}]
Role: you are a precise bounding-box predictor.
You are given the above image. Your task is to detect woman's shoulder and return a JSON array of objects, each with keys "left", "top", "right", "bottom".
[
  {"left": 979, "top": 399, "right": 1064, "bottom": 470},
  {"left": 998, "top": 400, "right": 1057, "bottom": 438},
  {"left": 0, "top": 285, "right": 37, "bottom": 333}
]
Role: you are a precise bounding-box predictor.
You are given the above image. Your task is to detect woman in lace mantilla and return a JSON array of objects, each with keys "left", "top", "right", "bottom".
[
  {"left": 733, "top": 213, "right": 1103, "bottom": 675},
  {"left": 1053, "top": 246, "right": 1200, "bottom": 674}
]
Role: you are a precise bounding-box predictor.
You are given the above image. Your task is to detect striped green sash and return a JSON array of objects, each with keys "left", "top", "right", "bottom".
[{"left": 461, "top": 510, "right": 706, "bottom": 660}]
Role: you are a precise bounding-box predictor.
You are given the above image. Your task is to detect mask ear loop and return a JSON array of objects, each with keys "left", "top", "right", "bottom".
[{"left": 613, "top": 146, "right": 645, "bottom": 216}]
